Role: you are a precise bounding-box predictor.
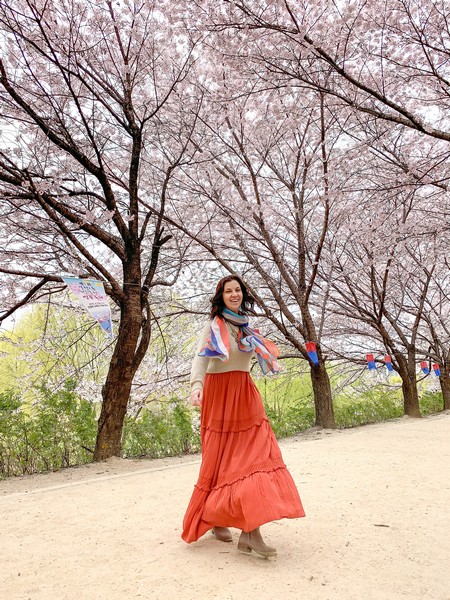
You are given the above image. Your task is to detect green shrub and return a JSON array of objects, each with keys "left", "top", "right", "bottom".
[
  {"left": 419, "top": 390, "right": 443, "bottom": 415},
  {"left": 334, "top": 385, "right": 404, "bottom": 428},
  {"left": 257, "top": 374, "right": 315, "bottom": 437},
  {"left": 0, "top": 381, "right": 97, "bottom": 478},
  {"left": 1, "top": 371, "right": 446, "bottom": 480},
  {"left": 122, "top": 400, "right": 201, "bottom": 458},
  {"left": 0, "top": 389, "right": 29, "bottom": 478},
  {"left": 259, "top": 374, "right": 408, "bottom": 432}
]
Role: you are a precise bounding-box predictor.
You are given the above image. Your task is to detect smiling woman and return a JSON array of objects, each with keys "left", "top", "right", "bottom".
[
  {"left": 182, "top": 274, "right": 305, "bottom": 557},
  {"left": 222, "top": 279, "right": 243, "bottom": 312}
]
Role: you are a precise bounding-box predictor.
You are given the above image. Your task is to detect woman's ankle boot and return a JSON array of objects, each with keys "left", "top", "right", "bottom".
[
  {"left": 237, "top": 527, "right": 277, "bottom": 557},
  {"left": 212, "top": 526, "right": 233, "bottom": 542}
]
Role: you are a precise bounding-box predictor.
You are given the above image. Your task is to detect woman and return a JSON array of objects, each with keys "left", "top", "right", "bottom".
[{"left": 181, "top": 275, "right": 305, "bottom": 557}]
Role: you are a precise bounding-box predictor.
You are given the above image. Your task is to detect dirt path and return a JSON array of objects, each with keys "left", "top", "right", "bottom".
[{"left": 1, "top": 412, "right": 449, "bottom": 600}]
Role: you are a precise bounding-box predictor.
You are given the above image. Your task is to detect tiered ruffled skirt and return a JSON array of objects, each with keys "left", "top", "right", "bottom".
[{"left": 182, "top": 371, "right": 305, "bottom": 543}]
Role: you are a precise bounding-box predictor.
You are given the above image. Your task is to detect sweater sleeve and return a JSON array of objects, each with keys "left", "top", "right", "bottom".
[{"left": 190, "top": 322, "right": 212, "bottom": 392}]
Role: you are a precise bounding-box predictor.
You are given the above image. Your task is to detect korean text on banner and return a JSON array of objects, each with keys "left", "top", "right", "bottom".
[{"left": 63, "top": 277, "right": 113, "bottom": 338}]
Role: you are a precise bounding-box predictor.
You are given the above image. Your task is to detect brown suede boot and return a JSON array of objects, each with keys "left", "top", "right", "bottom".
[
  {"left": 237, "top": 527, "right": 277, "bottom": 557},
  {"left": 212, "top": 526, "right": 233, "bottom": 542}
]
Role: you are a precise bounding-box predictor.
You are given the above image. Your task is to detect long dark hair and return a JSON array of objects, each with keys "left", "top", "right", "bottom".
[{"left": 210, "top": 275, "right": 256, "bottom": 319}]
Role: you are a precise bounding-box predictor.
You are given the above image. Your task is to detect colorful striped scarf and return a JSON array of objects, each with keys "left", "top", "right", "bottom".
[{"left": 198, "top": 308, "right": 282, "bottom": 375}]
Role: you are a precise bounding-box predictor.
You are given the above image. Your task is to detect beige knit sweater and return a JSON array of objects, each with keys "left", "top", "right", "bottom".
[{"left": 190, "top": 321, "right": 254, "bottom": 392}]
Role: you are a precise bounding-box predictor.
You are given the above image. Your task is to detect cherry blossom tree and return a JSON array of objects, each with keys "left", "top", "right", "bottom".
[
  {"left": 306, "top": 90, "right": 450, "bottom": 415},
  {"left": 413, "top": 253, "right": 450, "bottom": 410},
  {"left": 196, "top": 1, "right": 450, "bottom": 222},
  {"left": 2, "top": 0, "right": 449, "bottom": 458},
  {"left": 325, "top": 169, "right": 447, "bottom": 417},
  {"left": 165, "top": 76, "right": 362, "bottom": 428},
  {"left": 206, "top": 0, "right": 450, "bottom": 142},
  {"left": 0, "top": 0, "right": 201, "bottom": 459},
  {"left": 170, "top": 0, "right": 450, "bottom": 422}
]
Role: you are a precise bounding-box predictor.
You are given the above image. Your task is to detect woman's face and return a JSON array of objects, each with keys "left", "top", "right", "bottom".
[{"left": 222, "top": 280, "right": 243, "bottom": 312}]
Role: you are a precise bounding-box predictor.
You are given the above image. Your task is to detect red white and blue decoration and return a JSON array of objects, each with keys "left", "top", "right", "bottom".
[
  {"left": 306, "top": 341, "right": 319, "bottom": 365},
  {"left": 432, "top": 363, "right": 441, "bottom": 377},
  {"left": 420, "top": 361, "right": 430, "bottom": 375},
  {"left": 384, "top": 355, "right": 394, "bottom": 372},
  {"left": 362, "top": 353, "right": 448, "bottom": 379},
  {"left": 366, "top": 354, "right": 377, "bottom": 370}
]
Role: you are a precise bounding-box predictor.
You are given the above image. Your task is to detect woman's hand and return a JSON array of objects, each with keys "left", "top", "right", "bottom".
[{"left": 190, "top": 389, "right": 202, "bottom": 407}]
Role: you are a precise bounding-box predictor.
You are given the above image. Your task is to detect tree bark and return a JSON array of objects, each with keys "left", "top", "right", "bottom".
[
  {"left": 94, "top": 268, "right": 143, "bottom": 460},
  {"left": 400, "top": 376, "right": 421, "bottom": 418},
  {"left": 439, "top": 364, "right": 450, "bottom": 411},
  {"left": 396, "top": 352, "right": 422, "bottom": 418},
  {"left": 310, "top": 360, "right": 336, "bottom": 428}
]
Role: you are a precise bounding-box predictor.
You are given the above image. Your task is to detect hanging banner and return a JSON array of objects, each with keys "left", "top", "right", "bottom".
[
  {"left": 384, "top": 355, "right": 394, "bottom": 372},
  {"left": 306, "top": 341, "right": 319, "bottom": 365},
  {"left": 366, "top": 354, "right": 377, "bottom": 370},
  {"left": 420, "top": 361, "right": 430, "bottom": 375},
  {"left": 432, "top": 363, "right": 441, "bottom": 377},
  {"left": 63, "top": 277, "right": 113, "bottom": 338}
]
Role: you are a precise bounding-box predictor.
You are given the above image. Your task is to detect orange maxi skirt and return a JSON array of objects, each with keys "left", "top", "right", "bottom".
[{"left": 182, "top": 371, "right": 305, "bottom": 543}]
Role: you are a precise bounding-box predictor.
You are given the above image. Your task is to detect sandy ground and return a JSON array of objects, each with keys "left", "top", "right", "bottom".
[{"left": 1, "top": 413, "right": 450, "bottom": 600}]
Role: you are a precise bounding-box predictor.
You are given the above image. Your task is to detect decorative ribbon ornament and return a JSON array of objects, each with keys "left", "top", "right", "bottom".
[
  {"left": 366, "top": 354, "right": 377, "bottom": 370},
  {"left": 420, "top": 361, "right": 430, "bottom": 375},
  {"left": 306, "top": 341, "right": 319, "bottom": 365},
  {"left": 384, "top": 355, "right": 394, "bottom": 372}
]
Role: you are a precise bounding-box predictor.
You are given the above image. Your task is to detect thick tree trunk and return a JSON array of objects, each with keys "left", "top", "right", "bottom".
[
  {"left": 439, "top": 364, "right": 450, "bottom": 410},
  {"left": 400, "top": 376, "right": 421, "bottom": 417},
  {"left": 94, "top": 281, "right": 143, "bottom": 461},
  {"left": 397, "top": 363, "right": 421, "bottom": 418},
  {"left": 394, "top": 349, "right": 421, "bottom": 418},
  {"left": 310, "top": 361, "right": 336, "bottom": 428}
]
